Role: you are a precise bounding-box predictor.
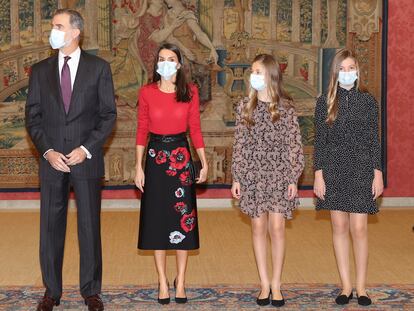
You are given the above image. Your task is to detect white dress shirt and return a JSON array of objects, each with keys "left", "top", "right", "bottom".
[{"left": 43, "top": 47, "right": 92, "bottom": 160}]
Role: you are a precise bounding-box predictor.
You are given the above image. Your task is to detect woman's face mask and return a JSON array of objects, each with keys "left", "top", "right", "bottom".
[
  {"left": 250, "top": 73, "right": 267, "bottom": 91},
  {"left": 338, "top": 70, "right": 358, "bottom": 86},
  {"left": 156, "top": 61, "right": 178, "bottom": 80}
]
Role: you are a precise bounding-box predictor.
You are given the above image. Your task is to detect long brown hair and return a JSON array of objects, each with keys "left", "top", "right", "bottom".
[
  {"left": 152, "top": 43, "right": 192, "bottom": 103},
  {"left": 242, "top": 54, "right": 292, "bottom": 126},
  {"left": 326, "top": 49, "right": 363, "bottom": 125}
]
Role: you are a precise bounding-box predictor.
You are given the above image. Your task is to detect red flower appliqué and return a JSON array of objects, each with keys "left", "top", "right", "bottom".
[
  {"left": 166, "top": 169, "right": 177, "bottom": 176},
  {"left": 179, "top": 171, "right": 192, "bottom": 186},
  {"left": 174, "top": 202, "right": 188, "bottom": 215},
  {"left": 155, "top": 150, "right": 167, "bottom": 164},
  {"left": 169, "top": 147, "right": 190, "bottom": 170},
  {"left": 180, "top": 210, "right": 196, "bottom": 233}
]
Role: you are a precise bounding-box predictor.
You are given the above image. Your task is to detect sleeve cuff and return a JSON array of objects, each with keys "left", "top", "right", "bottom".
[
  {"left": 43, "top": 149, "right": 54, "bottom": 160},
  {"left": 80, "top": 145, "right": 92, "bottom": 159}
]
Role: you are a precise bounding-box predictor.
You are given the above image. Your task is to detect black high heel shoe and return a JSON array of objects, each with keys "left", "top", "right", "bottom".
[
  {"left": 174, "top": 278, "right": 188, "bottom": 304},
  {"left": 271, "top": 289, "right": 285, "bottom": 307},
  {"left": 335, "top": 291, "right": 353, "bottom": 305},
  {"left": 357, "top": 294, "right": 372, "bottom": 306},
  {"left": 157, "top": 281, "right": 170, "bottom": 305},
  {"left": 256, "top": 289, "right": 271, "bottom": 306}
]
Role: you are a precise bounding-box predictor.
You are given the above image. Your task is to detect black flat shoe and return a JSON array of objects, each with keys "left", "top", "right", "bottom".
[
  {"left": 335, "top": 292, "right": 353, "bottom": 305},
  {"left": 157, "top": 297, "right": 170, "bottom": 305},
  {"left": 357, "top": 294, "right": 372, "bottom": 306},
  {"left": 271, "top": 290, "right": 285, "bottom": 307},
  {"left": 157, "top": 281, "right": 170, "bottom": 305},
  {"left": 174, "top": 278, "right": 188, "bottom": 304},
  {"left": 256, "top": 289, "right": 271, "bottom": 306}
]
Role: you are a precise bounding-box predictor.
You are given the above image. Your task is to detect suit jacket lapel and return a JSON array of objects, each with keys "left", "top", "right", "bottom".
[
  {"left": 47, "top": 54, "right": 66, "bottom": 115},
  {"left": 67, "top": 50, "right": 89, "bottom": 117}
]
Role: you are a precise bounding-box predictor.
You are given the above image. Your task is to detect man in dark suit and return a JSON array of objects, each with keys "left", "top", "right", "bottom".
[{"left": 25, "top": 9, "right": 116, "bottom": 311}]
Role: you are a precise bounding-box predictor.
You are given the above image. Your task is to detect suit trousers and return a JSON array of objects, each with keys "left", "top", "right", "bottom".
[{"left": 39, "top": 173, "right": 102, "bottom": 300}]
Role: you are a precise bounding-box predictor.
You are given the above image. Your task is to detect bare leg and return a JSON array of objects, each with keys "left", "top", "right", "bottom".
[
  {"left": 175, "top": 250, "right": 188, "bottom": 298},
  {"left": 154, "top": 250, "right": 169, "bottom": 299},
  {"left": 268, "top": 212, "right": 286, "bottom": 300},
  {"left": 251, "top": 213, "right": 270, "bottom": 298},
  {"left": 330, "top": 211, "right": 352, "bottom": 295},
  {"left": 350, "top": 213, "right": 369, "bottom": 297}
]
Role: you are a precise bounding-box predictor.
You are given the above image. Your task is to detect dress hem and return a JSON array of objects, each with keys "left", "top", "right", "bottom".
[
  {"left": 240, "top": 206, "right": 296, "bottom": 220},
  {"left": 137, "top": 246, "right": 200, "bottom": 251},
  {"left": 315, "top": 206, "right": 379, "bottom": 215}
]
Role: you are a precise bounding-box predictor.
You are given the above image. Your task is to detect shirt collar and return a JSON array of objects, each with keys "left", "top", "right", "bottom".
[
  {"left": 338, "top": 84, "right": 356, "bottom": 94},
  {"left": 59, "top": 46, "right": 81, "bottom": 63}
]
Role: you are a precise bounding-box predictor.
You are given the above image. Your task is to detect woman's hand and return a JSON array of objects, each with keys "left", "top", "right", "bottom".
[
  {"left": 313, "top": 170, "right": 326, "bottom": 200},
  {"left": 196, "top": 165, "right": 208, "bottom": 184},
  {"left": 231, "top": 182, "right": 241, "bottom": 199},
  {"left": 372, "top": 169, "right": 384, "bottom": 200},
  {"left": 134, "top": 166, "right": 145, "bottom": 193},
  {"left": 287, "top": 184, "right": 298, "bottom": 200}
]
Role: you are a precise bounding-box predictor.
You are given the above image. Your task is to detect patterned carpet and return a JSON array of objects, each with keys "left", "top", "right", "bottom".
[{"left": 0, "top": 284, "right": 413, "bottom": 310}]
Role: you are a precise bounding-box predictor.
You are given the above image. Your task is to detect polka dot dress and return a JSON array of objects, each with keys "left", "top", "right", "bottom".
[{"left": 313, "top": 86, "right": 382, "bottom": 214}]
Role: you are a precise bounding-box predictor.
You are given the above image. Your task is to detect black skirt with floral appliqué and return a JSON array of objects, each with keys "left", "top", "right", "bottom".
[{"left": 138, "top": 133, "right": 199, "bottom": 250}]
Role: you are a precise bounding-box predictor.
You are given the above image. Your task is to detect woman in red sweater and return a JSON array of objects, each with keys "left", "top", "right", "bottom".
[{"left": 135, "top": 43, "right": 208, "bottom": 305}]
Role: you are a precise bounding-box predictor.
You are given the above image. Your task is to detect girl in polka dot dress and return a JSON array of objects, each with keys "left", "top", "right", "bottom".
[{"left": 313, "top": 49, "right": 384, "bottom": 306}]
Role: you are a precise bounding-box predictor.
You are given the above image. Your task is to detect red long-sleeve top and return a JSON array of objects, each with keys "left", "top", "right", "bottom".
[{"left": 136, "top": 83, "right": 205, "bottom": 149}]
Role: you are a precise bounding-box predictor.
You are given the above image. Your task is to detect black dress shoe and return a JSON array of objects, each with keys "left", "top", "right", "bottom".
[
  {"left": 84, "top": 294, "right": 104, "bottom": 311},
  {"left": 335, "top": 292, "right": 353, "bottom": 305},
  {"left": 174, "top": 278, "right": 188, "bottom": 303},
  {"left": 256, "top": 289, "right": 271, "bottom": 306},
  {"left": 271, "top": 290, "right": 285, "bottom": 307},
  {"left": 357, "top": 294, "right": 372, "bottom": 306},
  {"left": 36, "top": 294, "right": 60, "bottom": 311},
  {"left": 157, "top": 282, "right": 170, "bottom": 305}
]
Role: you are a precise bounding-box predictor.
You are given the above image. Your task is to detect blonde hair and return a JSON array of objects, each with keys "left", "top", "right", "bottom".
[
  {"left": 326, "top": 49, "right": 364, "bottom": 126},
  {"left": 242, "top": 54, "right": 293, "bottom": 126}
]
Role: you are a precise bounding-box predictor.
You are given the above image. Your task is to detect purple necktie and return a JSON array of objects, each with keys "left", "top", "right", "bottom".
[{"left": 61, "top": 56, "right": 72, "bottom": 113}]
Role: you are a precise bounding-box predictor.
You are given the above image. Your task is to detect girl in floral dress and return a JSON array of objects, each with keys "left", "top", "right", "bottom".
[
  {"left": 135, "top": 43, "right": 208, "bottom": 304},
  {"left": 231, "top": 54, "right": 304, "bottom": 307}
]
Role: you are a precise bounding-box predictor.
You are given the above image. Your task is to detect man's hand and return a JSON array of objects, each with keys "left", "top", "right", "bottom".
[
  {"left": 45, "top": 151, "right": 71, "bottom": 172},
  {"left": 65, "top": 147, "right": 87, "bottom": 166}
]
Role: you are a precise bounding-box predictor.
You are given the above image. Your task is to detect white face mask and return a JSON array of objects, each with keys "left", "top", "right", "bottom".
[
  {"left": 156, "top": 61, "right": 178, "bottom": 80},
  {"left": 49, "top": 29, "right": 73, "bottom": 49},
  {"left": 338, "top": 70, "right": 358, "bottom": 86},
  {"left": 250, "top": 73, "right": 266, "bottom": 91}
]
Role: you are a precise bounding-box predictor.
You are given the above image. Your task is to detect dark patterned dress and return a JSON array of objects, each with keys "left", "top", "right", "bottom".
[
  {"left": 231, "top": 98, "right": 305, "bottom": 219},
  {"left": 314, "top": 86, "right": 382, "bottom": 214}
]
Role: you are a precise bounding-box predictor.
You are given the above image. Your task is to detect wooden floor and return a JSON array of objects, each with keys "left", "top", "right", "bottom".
[{"left": 0, "top": 208, "right": 413, "bottom": 286}]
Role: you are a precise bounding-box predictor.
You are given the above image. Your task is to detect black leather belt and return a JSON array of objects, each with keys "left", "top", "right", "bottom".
[{"left": 149, "top": 132, "right": 187, "bottom": 143}]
